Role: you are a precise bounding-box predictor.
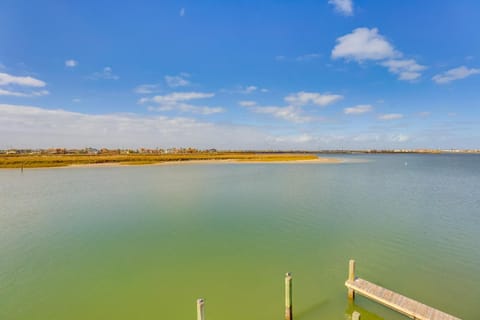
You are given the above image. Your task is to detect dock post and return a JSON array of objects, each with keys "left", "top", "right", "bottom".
[
  {"left": 285, "top": 272, "right": 293, "bottom": 320},
  {"left": 348, "top": 259, "right": 355, "bottom": 300},
  {"left": 197, "top": 298, "right": 205, "bottom": 320},
  {"left": 352, "top": 311, "right": 361, "bottom": 320}
]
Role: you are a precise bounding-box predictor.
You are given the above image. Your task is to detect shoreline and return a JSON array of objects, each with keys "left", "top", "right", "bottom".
[{"left": 0, "top": 157, "right": 344, "bottom": 170}]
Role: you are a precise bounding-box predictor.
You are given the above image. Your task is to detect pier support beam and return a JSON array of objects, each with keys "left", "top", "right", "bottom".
[
  {"left": 285, "top": 272, "right": 293, "bottom": 320},
  {"left": 197, "top": 298, "right": 205, "bottom": 320},
  {"left": 348, "top": 259, "right": 355, "bottom": 300}
]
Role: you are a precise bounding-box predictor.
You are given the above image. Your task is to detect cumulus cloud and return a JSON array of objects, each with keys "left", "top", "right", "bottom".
[
  {"left": 332, "top": 28, "right": 397, "bottom": 61},
  {"left": 381, "top": 59, "right": 426, "bottom": 81},
  {"left": 165, "top": 73, "right": 190, "bottom": 87},
  {"left": 432, "top": 66, "right": 480, "bottom": 84},
  {"left": 284, "top": 91, "right": 343, "bottom": 106},
  {"left": 344, "top": 104, "right": 373, "bottom": 115},
  {"left": 332, "top": 28, "right": 425, "bottom": 81},
  {"left": 65, "top": 59, "right": 78, "bottom": 67},
  {"left": 378, "top": 113, "right": 403, "bottom": 120},
  {"left": 140, "top": 92, "right": 222, "bottom": 115},
  {"left": 90, "top": 67, "right": 119, "bottom": 80},
  {"left": 328, "top": 0, "right": 353, "bottom": 16}
]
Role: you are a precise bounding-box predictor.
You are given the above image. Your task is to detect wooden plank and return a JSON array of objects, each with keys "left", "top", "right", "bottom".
[{"left": 345, "top": 278, "right": 461, "bottom": 320}]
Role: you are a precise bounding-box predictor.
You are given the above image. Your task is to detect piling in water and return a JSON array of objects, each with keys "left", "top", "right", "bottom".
[
  {"left": 197, "top": 298, "right": 205, "bottom": 320},
  {"left": 285, "top": 272, "right": 293, "bottom": 320}
]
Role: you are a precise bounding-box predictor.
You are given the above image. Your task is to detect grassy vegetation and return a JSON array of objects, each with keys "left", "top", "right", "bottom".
[{"left": 0, "top": 152, "right": 318, "bottom": 168}]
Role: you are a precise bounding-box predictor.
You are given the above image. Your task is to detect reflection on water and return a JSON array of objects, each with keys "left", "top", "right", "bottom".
[{"left": 0, "top": 154, "right": 478, "bottom": 319}]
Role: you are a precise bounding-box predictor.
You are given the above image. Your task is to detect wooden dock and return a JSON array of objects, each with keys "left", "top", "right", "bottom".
[{"left": 345, "top": 260, "right": 461, "bottom": 320}]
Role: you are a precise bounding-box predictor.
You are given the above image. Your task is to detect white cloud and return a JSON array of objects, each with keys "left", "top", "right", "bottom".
[
  {"left": 140, "top": 92, "right": 222, "bottom": 115},
  {"left": 238, "top": 100, "right": 257, "bottom": 107},
  {"left": 332, "top": 28, "right": 397, "bottom": 61},
  {"left": 332, "top": 28, "right": 425, "bottom": 81},
  {"left": 90, "top": 67, "right": 119, "bottom": 80},
  {"left": 275, "top": 55, "right": 286, "bottom": 61},
  {"left": 0, "top": 89, "right": 49, "bottom": 97},
  {"left": 381, "top": 59, "right": 426, "bottom": 81},
  {"left": 65, "top": 59, "right": 78, "bottom": 67},
  {"left": 165, "top": 73, "right": 190, "bottom": 87},
  {"left": 344, "top": 104, "right": 373, "bottom": 115},
  {"left": 0, "top": 71, "right": 48, "bottom": 97},
  {"left": 134, "top": 84, "right": 162, "bottom": 94},
  {"left": 0, "top": 72, "right": 46, "bottom": 87},
  {"left": 378, "top": 113, "right": 403, "bottom": 120},
  {"left": 141, "top": 92, "right": 214, "bottom": 104},
  {"left": 432, "top": 66, "right": 480, "bottom": 84},
  {"left": 180, "top": 8, "right": 185, "bottom": 17},
  {"left": 72, "top": 98, "right": 81, "bottom": 103},
  {"left": 284, "top": 91, "right": 343, "bottom": 106},
  {"left": 0, "top": 104, "right": 267, "bottom": 149},
  {"left": 250, "top": 105, "right": 312, "bottom": 123},
  {"left": 328, "top": 0, "right": 353, "bottom": 16},
  {"left": 222, "top": 85, "right": 268, "bottom": 94},
  {"left": 148, "top": 104, "right": 223, "bottom": 115}
]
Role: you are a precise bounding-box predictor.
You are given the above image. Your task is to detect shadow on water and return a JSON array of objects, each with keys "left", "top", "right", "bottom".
[{"left": 344, "top": 300, "right": 385, "bottom": 320}]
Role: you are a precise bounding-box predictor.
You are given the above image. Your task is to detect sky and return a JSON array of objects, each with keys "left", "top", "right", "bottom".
[{"left": 1, "top": 0, "right": 479, "bottom": 150}]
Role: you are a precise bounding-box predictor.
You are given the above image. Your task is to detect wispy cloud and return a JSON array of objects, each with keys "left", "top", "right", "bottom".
[
  {"left": 344, "top": 104, "right": 373, "bottom": 115},
  {"left": 238, "top": 100, "right": 257, "bottom": 107},
  {"left": 180, "top": 8, "right": 185, "bottom": 17},
  {"left": 165, "top": 73, "right": 190, "bottom": 87},
  {"left": 249, "top": 105, "right": 312, "bottom": 123},
  {"left": 332, "top": 28, "right": 425, "bottom": 81},
  {"left": 65, "top": 59, "right": 78, "bottom": 67},
  {"left": 222, "top": 85, "right": 268, "bottom": 94},
  {"left": 296, "top": 53, "right": 322, "bottom": 61},
  {"left": 328, "top": 0, "right": 354, "bottom": 16},
  {"left": 0, "top": 88, "right": 49, "bottom": 97},
  {"left": 432, "top": 66, "right": 480, "bottom": 84},
  {"left": 140, "top": 92, "right": 223, "bottom": 115},
  {"left": 284, "top": 91, "right": 343, "bottom": 106},
  {"left": 134, "top": 84, "right": 162, "bottom": 94},
  {"left": 378, "top": 113, "right": 403, "bottom": 120},
  {"left": 0, "top": 71, "right": 48, "bottom": 97},
  {"left": 0, "top": 72, "right": 46, "bottom": 87},
  {"left": 90, "top": 67, "right": 119, "bottom": 80}
]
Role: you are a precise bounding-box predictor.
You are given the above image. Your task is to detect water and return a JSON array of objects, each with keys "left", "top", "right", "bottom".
[{"left": 0, "top": 154, "right": 479, "bottom": 320}]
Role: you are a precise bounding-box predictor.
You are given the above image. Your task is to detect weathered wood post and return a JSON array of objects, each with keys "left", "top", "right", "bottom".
[
  {"left": 348, "top": 259, "right": 355, "bottom": 300},
  {"left": 196, "top": 298, "right": 205, "bottom": 320},
  {"left": 352, "top": 311, "right": 361, "bottom": 320},
  {"left": 285, "top": 272, "right": 293, "bottom": 320}
]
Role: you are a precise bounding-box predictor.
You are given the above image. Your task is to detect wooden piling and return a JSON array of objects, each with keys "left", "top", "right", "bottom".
[
  {"left": 352, "top": 311, "right": 361, "bottom": 320},
  {"left": 348, "top": 259, "right": 355, "bottom": 300},
  {"left": 196, "top": 298, "right": 205, "bottom": 320},
  {"left": 285, "top": 272, "right": 293, "bottom": 320}
]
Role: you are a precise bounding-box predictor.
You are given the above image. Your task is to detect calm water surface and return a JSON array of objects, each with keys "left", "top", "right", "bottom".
[{"left": 0, "top": 154, "right": 479, "bottom": 319}]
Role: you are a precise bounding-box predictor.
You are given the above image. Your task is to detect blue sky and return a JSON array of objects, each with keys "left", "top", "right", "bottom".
[{"left": 1, "top": 0, "right": 479, "bottom": 150}]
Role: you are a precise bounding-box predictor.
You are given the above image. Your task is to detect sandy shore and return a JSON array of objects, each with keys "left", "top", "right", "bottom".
[{"left": 63, "top": 156, "right": 342, "bottom": 169}]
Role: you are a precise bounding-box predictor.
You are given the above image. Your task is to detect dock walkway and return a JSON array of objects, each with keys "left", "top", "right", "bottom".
[{"left": 345, "top": 260, "right": 461, "bottom": 320}]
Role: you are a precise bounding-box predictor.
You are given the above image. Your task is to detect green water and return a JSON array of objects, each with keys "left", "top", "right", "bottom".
[{"left": 0, "top": 154, "right": 479, "bottom": 319}]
